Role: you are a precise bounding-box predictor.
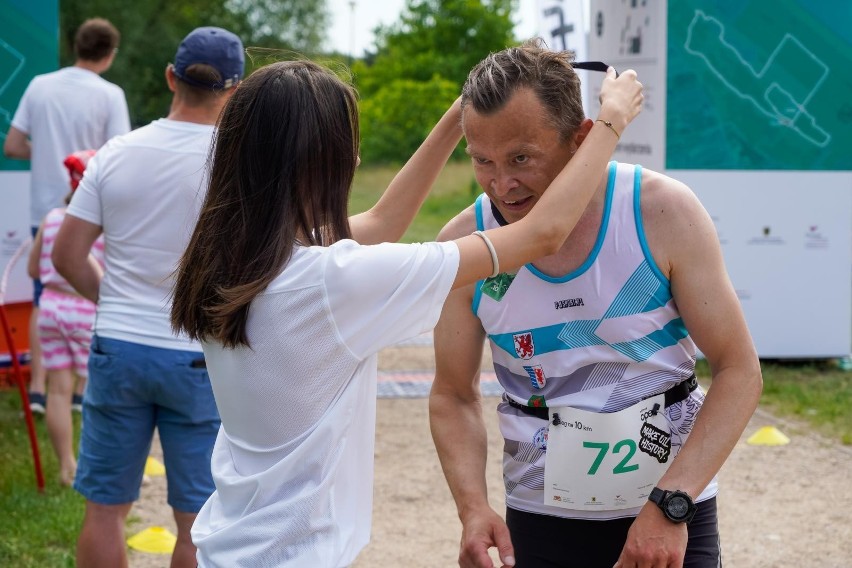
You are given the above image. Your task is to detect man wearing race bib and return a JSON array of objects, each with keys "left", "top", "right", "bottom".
[{"left": 430, "top": 39, "right": 762, "bottom": 568}]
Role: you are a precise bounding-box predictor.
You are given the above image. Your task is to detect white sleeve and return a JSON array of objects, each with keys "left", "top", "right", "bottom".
[
  {"left": 324, "top": 240, "right": 460, "bottom": 359},
  {"left": 105, "top": 87, "right": 131, "bottom": 139},
  {"left": 66, "top": 149, "right": 105, "bottom": 226},
  {"left": 10, "top": 80, "right": 34, "bottom": 133}
]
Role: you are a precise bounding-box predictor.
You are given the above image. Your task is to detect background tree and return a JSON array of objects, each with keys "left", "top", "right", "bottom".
[
  {"left": 59, "top": 0, "right": 329, "bottom": 127},
  {"left": 358, "top": 76, "right": 459, "bottom": 164},
  {"left": 354, "top": 0, "right": 516, "bottom": 163}
]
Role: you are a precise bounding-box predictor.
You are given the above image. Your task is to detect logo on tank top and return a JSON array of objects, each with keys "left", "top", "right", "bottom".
[
  {"left": 523, "top": 364, "right": 547, "bottom": 389},
  {"left": 533, "top": 426, "right": 548, "bottom": 451},
  {"left": 513, "top": 332, "right": 535, "bottom": 359},
  {"left": 528, "top": 395, "right": 547, "bottom": 407},
  {"left": 481, "top": 272, "right": 516, "bottom": 302},
  {"left": 554, "top": 297, "right": 584, "bottom": 309}
]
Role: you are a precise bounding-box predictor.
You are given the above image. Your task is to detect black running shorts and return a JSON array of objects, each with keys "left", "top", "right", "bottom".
[{"left": 506, "top": 497, "right": 721, "bottom": 568}]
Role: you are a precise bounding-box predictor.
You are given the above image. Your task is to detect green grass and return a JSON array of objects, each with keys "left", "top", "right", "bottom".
[
  {"left": 0, "top": 392, "right": 83, "bottom": 567},
  {"left": 696, "top": 358, "right": 852, "bottom": 445},
  {"left": 348, "top": 160, "right": 480, "bottom": 243}
]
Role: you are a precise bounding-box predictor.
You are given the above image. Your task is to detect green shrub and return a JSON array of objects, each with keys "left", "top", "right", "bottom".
[{"left": 359, "top": 77, "right": 464, "bottom": 164}]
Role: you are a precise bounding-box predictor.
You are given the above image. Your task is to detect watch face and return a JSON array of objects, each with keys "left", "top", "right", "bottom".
[{"left": 667, "top": 495, "right": 690, "bottom": 518}]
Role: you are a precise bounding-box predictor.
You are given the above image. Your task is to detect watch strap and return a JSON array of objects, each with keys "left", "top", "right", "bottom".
[{"left": 648, "top": 486, "right": 696, "bottom": 524}]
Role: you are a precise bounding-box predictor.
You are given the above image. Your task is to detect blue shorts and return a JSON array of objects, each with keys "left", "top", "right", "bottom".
[
  {"left": 31, "top": 226, "right": 43, "bottom": 307},
  {"left": 74, "top": 335, "right": 220, "bottom": 513}
]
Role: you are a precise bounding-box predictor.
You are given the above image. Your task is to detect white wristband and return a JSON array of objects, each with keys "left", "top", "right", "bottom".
[{"left": 473, "top": 230, "right": 500, "bottom": 278}]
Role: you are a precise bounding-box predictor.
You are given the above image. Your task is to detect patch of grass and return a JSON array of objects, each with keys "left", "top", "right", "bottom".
[
  {"left": 696, "top": 358, "right": 852, "bottom": 445},
  {"left": 349, "top": 160, "right": 480, "bottom": 243},
  {"left": 0, "top": 392, "right": 83, "bottom": 567}
]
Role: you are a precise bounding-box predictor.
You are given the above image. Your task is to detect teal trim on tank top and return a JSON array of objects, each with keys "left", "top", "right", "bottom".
[
  {"left": 633, "top": 165, "right": 670, "bottom": 286},
  {"left": 526, "top": 160, "right": 617, "bottom": 283},
  {"left": 489, "top": 315, "right": 689, "bottom": 362},
  {"left": 474, "top": 193, "right": 486, "bottom": 230},
  {"left": 470, "top": 194, "right": 487, "bottom": 315}
]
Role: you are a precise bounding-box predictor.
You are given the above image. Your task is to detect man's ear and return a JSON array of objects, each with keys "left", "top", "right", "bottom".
[
  {"left": 165, "top": 64, "right": 178, "bottom": 93},
  {"left": 573, "top": 118, "right": 595, "bottom": 147}
]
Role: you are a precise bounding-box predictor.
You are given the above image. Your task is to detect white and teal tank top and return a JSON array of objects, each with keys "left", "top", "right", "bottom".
[{"left": 474, "top": 161, "right": 716, "bottom": 519}]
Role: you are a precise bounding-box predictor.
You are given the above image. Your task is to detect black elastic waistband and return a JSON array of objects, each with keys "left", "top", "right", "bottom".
[{"left": 506, "top": 374, "right": 698, "bottom": 421}]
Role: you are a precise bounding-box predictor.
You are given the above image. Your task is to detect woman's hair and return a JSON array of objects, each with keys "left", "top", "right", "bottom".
[
  {"left": 461, "top": 38, "right": 584, "bottom": 141},
  {"left": 171, "top": 60, "right": 360, "bottom": 348}
]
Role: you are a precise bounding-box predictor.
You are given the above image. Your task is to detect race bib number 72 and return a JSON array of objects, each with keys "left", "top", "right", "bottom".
[{"left": 543, "top": 394, "right": 676, "bottom": 511}]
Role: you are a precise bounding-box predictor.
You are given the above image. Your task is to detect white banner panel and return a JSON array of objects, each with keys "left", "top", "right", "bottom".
[
  {"left": 535, "top": 0, "right": 586, "bottom": 56},
  {"left": 535, "top": 0, "right": 590, "bottom": 108},
  {"left": 587, "top": 0, "right": 666, "bottom": 172},
  {"left": 677, "top": 170, "right": 852, "bottom": 358},
  {"left": 0, "top": 171, "right": 32, "bottom": 304}
]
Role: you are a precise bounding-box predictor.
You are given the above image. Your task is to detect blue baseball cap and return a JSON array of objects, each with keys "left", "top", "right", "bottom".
[{"left": 173, "top": 26, "right": 244, "bottom": 90}]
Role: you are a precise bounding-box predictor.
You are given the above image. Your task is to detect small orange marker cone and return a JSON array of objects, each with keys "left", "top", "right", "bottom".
[
  {"left": 127, "top": 526, "right": 176, "bottom": 554},
  {"left": 747, "top": 426, "right": 790, "bottom": 446},
  {"left": 144, "top": 456, "right": 166, "bottom": 476}
]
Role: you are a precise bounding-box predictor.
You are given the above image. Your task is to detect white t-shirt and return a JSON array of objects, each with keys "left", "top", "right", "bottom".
[
  {"left": 193, "top": 239, "right": 460, "bottom": 568},
  {"left": 11, "top": 66, "right": 130, "bottom": 226},
  {"left": 67, "top": 119, "right": 213, "bottom": 351}
]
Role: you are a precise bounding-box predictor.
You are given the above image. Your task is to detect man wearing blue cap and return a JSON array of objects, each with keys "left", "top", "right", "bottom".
[{"left": 52, "top": 27, "right": 244, "bottom": 568}]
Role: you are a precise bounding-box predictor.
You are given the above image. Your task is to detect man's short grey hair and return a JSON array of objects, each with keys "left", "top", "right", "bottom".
[{"left": 462, "top": 38, "right": 585, "bottom": 141}]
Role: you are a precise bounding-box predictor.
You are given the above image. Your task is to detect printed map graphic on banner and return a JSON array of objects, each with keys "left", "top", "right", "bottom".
[
  {"left": 667, "top": 0, "right": 852, "bottom": 170},
  {"left": 0, "top": 0, "right": 58, "bottom": 172}
]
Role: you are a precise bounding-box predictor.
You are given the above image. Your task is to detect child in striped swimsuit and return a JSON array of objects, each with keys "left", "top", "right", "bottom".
[{"left": 27, "top": 150, "right": 104, "bottom": 486}]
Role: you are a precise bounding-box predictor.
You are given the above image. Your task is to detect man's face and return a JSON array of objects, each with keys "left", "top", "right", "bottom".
[{"left": 462, "top": 88, "right": 578, "bottom": 224}]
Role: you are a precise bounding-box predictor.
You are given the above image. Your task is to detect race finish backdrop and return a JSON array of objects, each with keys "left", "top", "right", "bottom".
[
  {"left": 0, "top": 0, "right": 58, "bottom": 304},
  {"left": 534, "top": 0, "right": 852, "bottom": 358}
]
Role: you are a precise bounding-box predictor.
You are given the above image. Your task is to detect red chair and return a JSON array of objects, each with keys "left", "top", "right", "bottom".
[{"left": 0, "top": 238, "right": 45, "bottom": 492}]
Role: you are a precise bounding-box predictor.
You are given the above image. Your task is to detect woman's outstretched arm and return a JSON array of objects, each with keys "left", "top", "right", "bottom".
[{"left": 349, "top": 98, "right": 463, "bottom": 245}]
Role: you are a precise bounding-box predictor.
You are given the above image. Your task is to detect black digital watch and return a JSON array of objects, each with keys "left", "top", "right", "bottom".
[{"left": 648, "top": 487, "right": 697, "bottom": 524}]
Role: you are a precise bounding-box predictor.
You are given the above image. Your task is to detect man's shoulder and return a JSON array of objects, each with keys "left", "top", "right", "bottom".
[
  {"left": 106, "top": 120, "right": 212, "bottom": 151},
  {"left": 22, "top": 70, "right": 62, "bottom": 93},
  {"left": 639, "top": 167, "right": 701, "bottom": 214},
  {"left": 436, "top": 203, "right": 477, "bottom": 242},
  {"left": 636, "top": 167, "right": 715, "bottom": 269},
  {"left": 82, "top": 71, "right": 126, "bottom": 96}
]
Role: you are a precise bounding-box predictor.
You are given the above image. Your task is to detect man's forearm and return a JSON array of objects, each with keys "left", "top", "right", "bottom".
[
  {"left": 3, "top": 128, "right": 31, "bottom": 160},
  {"left": 56, "top": 260, "right": 100, "bottom": 303},
  {"left": 656, "top": 364, "right": 762, "bottom": 498},
  {"left": 351, "top": 99, "right": 462, "bottom": 244},
  {"left": 429, "top": 390, "right": 493, "bottom": 521}
]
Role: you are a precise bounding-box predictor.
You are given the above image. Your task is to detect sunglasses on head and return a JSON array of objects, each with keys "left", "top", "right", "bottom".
[{"left": 572, "top": 61, "right": 619, "bottom": 77}]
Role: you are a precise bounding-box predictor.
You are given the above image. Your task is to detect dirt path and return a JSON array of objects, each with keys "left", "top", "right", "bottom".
[{"left": 129, "top": 344, "right": 852, "bottom": 568}]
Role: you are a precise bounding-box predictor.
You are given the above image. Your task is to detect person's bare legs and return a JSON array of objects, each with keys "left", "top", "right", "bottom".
[
  {"left": 171, "top": 509, "right": 199, "bottom": 568},
  {"left": 45, "top": 368, "right": 76, "bottom": 485},
  {"left": 28, "top": 308, "right": 47, "bottom": 399},
  {"left": 74, "top": 374, "right": 87, "bottom": 397},
  {"left": 77, "top": 501, "right": 133, "bottom": 568}
]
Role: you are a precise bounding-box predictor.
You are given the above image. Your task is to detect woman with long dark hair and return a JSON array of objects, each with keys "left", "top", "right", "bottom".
[{"left": 171, "top": 59, "right": 642, "bottom": 567}]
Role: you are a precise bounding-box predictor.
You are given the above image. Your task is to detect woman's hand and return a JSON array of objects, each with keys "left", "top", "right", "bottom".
[{"left": 597, "top": 67, "right": 644, "bottom": 136}]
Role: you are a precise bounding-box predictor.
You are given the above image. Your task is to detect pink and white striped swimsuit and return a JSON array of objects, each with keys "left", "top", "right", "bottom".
[{"left": 37, "top": 207, "right": 105, "bottom": 375}]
